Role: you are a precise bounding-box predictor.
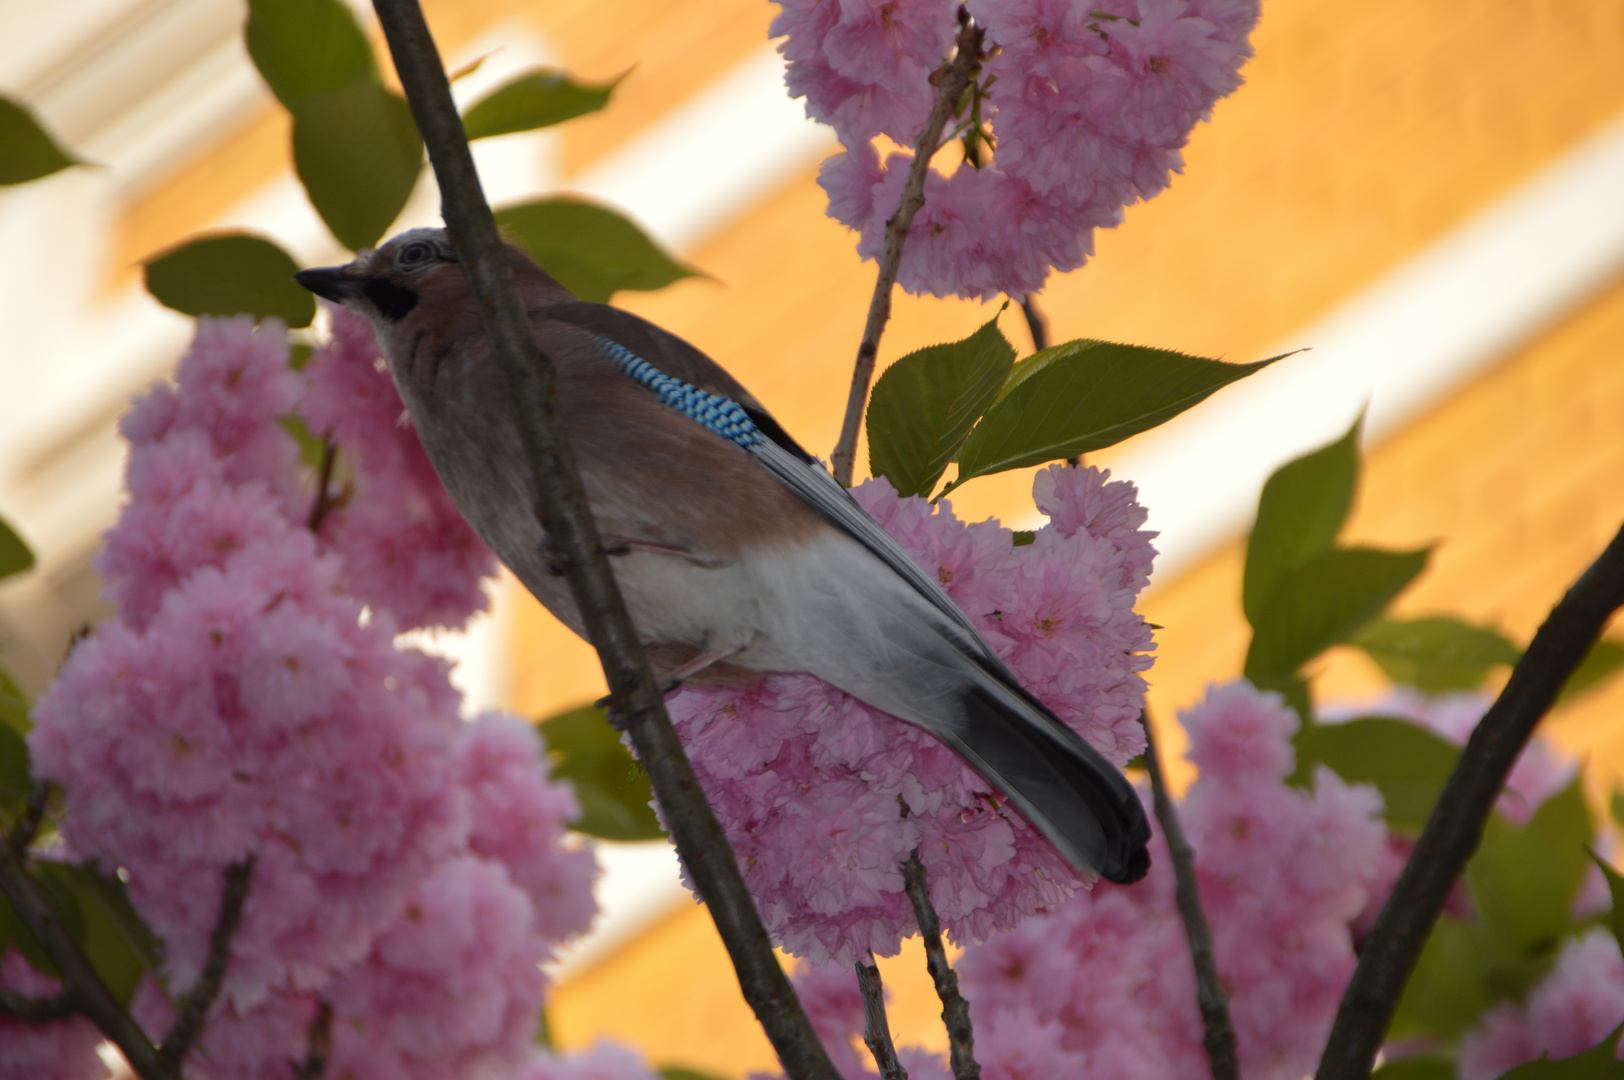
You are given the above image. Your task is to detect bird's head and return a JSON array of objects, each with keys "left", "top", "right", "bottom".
[{"left": 293, "top": 227, "right": 460, "bottom": 323}]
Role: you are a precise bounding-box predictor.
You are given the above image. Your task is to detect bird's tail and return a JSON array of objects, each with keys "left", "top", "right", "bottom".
[{"left": 940, "top": 674, "right": 1151, "bottom": 884}]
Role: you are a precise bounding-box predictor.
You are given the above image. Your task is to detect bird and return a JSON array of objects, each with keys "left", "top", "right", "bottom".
[{"left": 294, "top": 227, "right": 1151, "bottom": 884}]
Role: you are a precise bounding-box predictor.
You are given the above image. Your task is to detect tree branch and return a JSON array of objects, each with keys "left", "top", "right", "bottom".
[
  {"left": 830, "top": 16, "right": 985, "bottom": 487},
  {"left": 158, "top": 858, "right": 254, "bottom": 1070},
  {"left": 292, "top": 1000, "right": 334, "bottom": 1080},
  {"left": 0, "top": 841, "right": 174, "bottom": 1079},
  {"left": 1140, "top": 711, "right": 1239, "bottom": 1080},
  {"left": 368, "top": 5, "right": 839, "bottom": 1078},
  {"left": 1316, "top": 520, "right": 1624, "bottom": 1080},
  {"left": 901, "top": 852, "right": 979, "bottom": 1080},
  {"left": 1019, "top": 296, "right": 1048, "bottom": 353},
  {"left": 856, "top": 952, "right": 908, "bottom": 1080},
  {"left": 0, "top": 987, "right": 76, "bottom": 1021}
]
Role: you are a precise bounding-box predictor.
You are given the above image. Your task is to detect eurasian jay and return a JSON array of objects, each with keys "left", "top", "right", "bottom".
[{"left": 295, "top": 228, "right": 1151, "bottom": 884}]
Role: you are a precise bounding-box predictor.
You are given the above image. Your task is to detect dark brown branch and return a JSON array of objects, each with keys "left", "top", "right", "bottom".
[
  {"left": 305, "top": 438, "right": 338, "bottom": 532},
  {"left": 0, "top": 987, "right": 76, "bottom": 1021},
  {"left": 158, "top": 858, "right": 254, "bottom": 1070},
  {"left": 0, "top": 842, "right": 174, "bottom": 1079},
  {"left": 368, "top": 5, "right": 839, "bottom": 1078},
  {"left": 830, "top": 17, "right": 985, "bottom": 486},
  {"left": 292, "top": 1000, "right": 334, "bottom": 1080},
  {"left": 1317, "top": 520, "right": 1624, "bottom": 1080},
  {"left": 901, "top": 853, "right": 979, "bottom": 1080},
  {"left": 1020, "top": 296, "right": 1048, "bottom": 353},
  {"left": 856, "top": 952, "right": 908, "bottom": 1080},
  {"left": 1140, "top": 711, "right": 1239, "bottom": 1080}
]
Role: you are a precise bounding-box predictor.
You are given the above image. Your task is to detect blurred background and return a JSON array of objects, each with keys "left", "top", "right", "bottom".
[{"left": 0, "top": 0, "right": 1621, "bottom": 1075}]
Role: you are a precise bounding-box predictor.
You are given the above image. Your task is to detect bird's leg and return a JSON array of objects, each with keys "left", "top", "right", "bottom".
[
  {"left": 601, "top": 534, "right": 727, "bottom": 569},
  {"left": 541, "top": 534, "right": 631, "bottom": 576},
  {"left": 595, "top": 640, "right": 750, "bottom": 729}
]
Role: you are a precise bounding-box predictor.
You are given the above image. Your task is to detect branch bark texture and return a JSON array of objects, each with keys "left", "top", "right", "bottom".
[
  {"left": 1316, "top": 520, "right": 1624, "bottom": 1080},
  {"left": 159, "top": 858, "right": 254, "bottom": 1070},
  {"left": 0, "top": 841, "right": 175, "bottom": 1080},
  {"left": 830, "top": 19, "right": 984, "bottom": 486},
  {"left": 1141, "top": 712, "right": 1239, "bottom": 1080},
  {"left": 902, "top": 853, "right": 980, "bottom": 1080},
  {"left": 856, "top": 953, "right": 909, "bottom": 1080},
  {"left": 369, "top": 5, "right": 839, "bottom": 1078}
]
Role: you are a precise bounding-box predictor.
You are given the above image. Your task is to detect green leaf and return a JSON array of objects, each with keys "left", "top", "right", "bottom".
[
  {"left": 0, "top": 664, "right": 29, "bottom": 735},
  {"left": 1011, "top": 530, "right": 1036, "bottom": 547},
  {"left": 292, "top": 78, "right": 422, "bottom": 252},
  {"left": 245, "top": 0, "right": 376, "bottom": 112},
  {"left": 279, "top": 415, "right": 329, "bottom": 470},
  {"left": 1242, "top": 415, "right": 1362, "bottom": 626},
  {"left": 143, "top": 232, "right": 316, "bottom": 328},
  {"left": 1372, "top": 1058, "right": 1456, "bottom": 1080},
  {"left": 1611, "top": 790, "right": 1624, "bottom": 832},
  {"left": 463, "top": 69, "right": 622, "bottom": 140},
  {"left": 495, "top": 197, "right": 695, "bottom": 303},
  {"left": 0, "top": 886, "right": 58, "bottom": 978},
  {"left": 1295, "top": 717, "right": 1459, "bottom": 834},
  {"left": 1589, "top": 851, "right": 1624, "bottom": 950},
  {"left": 866, "top": 317, "right": 1017, "bottom": 497},
  {"left": 1243, "top": 546, "right": 1431, "bottom": 684},
  {"left": 1558, "top": 639, "right": 1624, "bottom": 705},
  {"left": 0, "top": 94, "right": 82, "bottom": 185},
  {"left": 660, "top": 1069, "right": 728, "bottom": 1080},
  {"left": 0, "top": 516, "right": 35, "bottom": 581},
  {"left": 56, "top": 863, "right": 160, "bottom": 1005},
  {"left": 538, "top": 705, "right": 665, "bottom": 841},
  {"left": 1352, "top": 616, "right": 1522, "bottom": 694},
  {"left": 1494, "top": 1023, "right": 1624, "bottom": 1079},
  {"left": 0, "top": 723, "right": 30, "bottom": 805},
  {"left": 1390, "top": 914, "right": 1493, "bottom": 1040},
  {"left": 949, "top": 342, "right": 1283, "bottom": 487},
  {"left": 1467, "top": 779, "right": 1592, "bottom": 953}
]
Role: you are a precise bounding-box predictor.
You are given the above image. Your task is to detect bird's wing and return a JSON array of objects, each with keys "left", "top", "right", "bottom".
[{"left": 544, "top": 300, "right": 1004, "bottom": 671}]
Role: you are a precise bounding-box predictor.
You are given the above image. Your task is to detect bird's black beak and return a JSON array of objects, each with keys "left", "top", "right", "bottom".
[{"left": 293, "top": 266, "right": 362, "bottom": 303}]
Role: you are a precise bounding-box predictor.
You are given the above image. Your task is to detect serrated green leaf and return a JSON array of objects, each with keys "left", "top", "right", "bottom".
[
  {"left": 293, "top": 78, "right": 422, "bottom": 252},
  {"left": 1494, "top": 1023, "right": 1624, "bottom": 1079},
  {"left": 58, "top": 863, "right": 160, "bottom": 1005},
  {"left": 1294, "top": 717, "right": 1459, "bottom": 833},
  {"left": 1589, "top": 852, "right": 1624, "bottom": 951},
  {"left": 949, "top": 342, "right": 1283, "bottom": 486},
  {"left": 463, "top": 69, "right": 622, "bottom": 140},
  {"left": 1467, "top": 779, "right": 1592, "bottom": 953},
  {"left": 1243, "top": 546, "right": 1431, "bottom": 684},
  {"left": 0, "top": 94, "right": 83, "bottom": 186},
  {"left": 1389, "top": 914, "right": 1492, "bottom": 1040},
  {"left": 538, "top": 705, "right": 665, "bottom": 841},
  {"left": 1353, "top": 616, "right": 1523, "bottom": 694},
  {"left": 0, "top": 665, "right": 29, "bottom": 735},
  {"left": 0, "top": 516, "right": 35, "bottom": 581},
  {"left": 1243, "top": 415, "right": 1362, "bottom": 626},
  {"left": 496, "top": 197, "right": 695, "bottom": 303},
  {"left": 245, "top": 0, "right": 376, "bottom": 112},
  {"left": 143, "top": 232, "right": 316, "bottom": 328},
  {"left": 866, "top": 317, "right": 1016, "bottom": 497},
  {"left": 1372, "top": 1058, "right": 1455, "bottom": 1080},
  {"left": 1558, "top": 639, "right": 1624, "bottom": 706}
]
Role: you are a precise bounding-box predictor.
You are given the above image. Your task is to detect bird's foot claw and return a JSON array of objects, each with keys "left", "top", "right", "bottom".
[
  {"left": 541, "top": 537, "right": 571, "bottom": 577},
  {"left": 593, "top": 678, "right": 684, "bottom": 730}
]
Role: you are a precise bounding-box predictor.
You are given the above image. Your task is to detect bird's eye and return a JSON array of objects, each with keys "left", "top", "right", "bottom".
[{"left": 399, "top": 241, "right": 435, "bottom": 266}]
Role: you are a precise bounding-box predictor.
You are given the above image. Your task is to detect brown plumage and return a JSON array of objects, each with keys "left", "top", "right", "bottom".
[{"left": 294, "top": 227, "right": 1151, "bottom": 884}]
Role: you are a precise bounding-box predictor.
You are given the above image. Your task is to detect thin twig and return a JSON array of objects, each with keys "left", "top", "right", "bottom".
[
  {"left": 1140, "top": 711, "right": 1239, "bottom": 1080},
  {"left": 856, "top": 952, "right": 908, "bottom": 1080},
  {"left": 901, "top": 852, "right": 979, "bottom": 1080},
  {"left": 0, "top": 988, "right": 77, "bottom": 1021},
  {"left": 1020, "top": 296, "right": 1048, "bottom": 353},
  {"left": 1316, "top": 520, "right": 1624, "bottom": 1080},
  {"left": 158, "top": 858, "right": 254, "bottom": 1070},
  {"left": 369, "top": 5, "right": 840, "bottom": 1078},
  {"left": 292, "top": 1000, "right": 334, "bottom": 1080},
  {"left": 0, "top": 842, "right": 174, "bottom": 1079},
  {"left": 830, "top": 16, "right": 985, "bottom": 486},
  {"left": 305, "top": 438, "right": 338, "bottom": 532}
]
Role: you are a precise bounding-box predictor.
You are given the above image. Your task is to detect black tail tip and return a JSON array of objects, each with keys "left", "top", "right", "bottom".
[{"left": 1105, "top": 846, "right": 1151, "bottom": 885}]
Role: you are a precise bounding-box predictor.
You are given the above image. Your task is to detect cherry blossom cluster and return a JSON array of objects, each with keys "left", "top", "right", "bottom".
[
  {"left": 784, "top": 679, "right": 1389, "bottom": 1080},
  {"left": 13, "top": 316, "right": 598, "bottom": 1079},
  {"left": 777, "top": 0, "right": 1261, "bottom": 300},
  {"left": 663, "top": 464, "right": 1156, "bottom": 964}
]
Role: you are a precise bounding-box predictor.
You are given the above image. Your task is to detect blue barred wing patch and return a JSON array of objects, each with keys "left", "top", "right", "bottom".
[{"left": 594, "top": 336, "right": 764, "bottom": 451}]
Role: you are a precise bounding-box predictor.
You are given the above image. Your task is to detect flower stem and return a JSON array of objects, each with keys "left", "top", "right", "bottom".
[
  {"left": 902, "top": 852, "right": 979, "bottom": 1080},
  {"left": 158, "top": 858, "right": 254, "bottom": 1070},
  {"left": 830, "top": 17, "right": 985, "bottom": 487},
  {"left": 856, "top": 952, "right": 909, "bottom": 1080}
]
